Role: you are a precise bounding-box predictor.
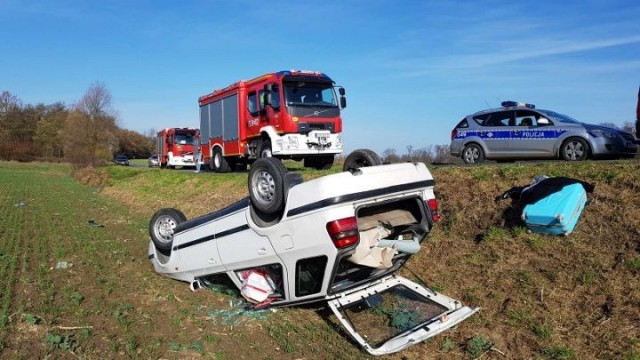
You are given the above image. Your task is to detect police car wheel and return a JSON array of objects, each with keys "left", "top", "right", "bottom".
[
  {"left": 462, "top": 144, "right": 484, "bottom": 164},
  {"left": 149, "top": 208, "right": 187, "bottom": 252},
  {"left": 560, "top": 138, "right": 588, "bottom": 161}
]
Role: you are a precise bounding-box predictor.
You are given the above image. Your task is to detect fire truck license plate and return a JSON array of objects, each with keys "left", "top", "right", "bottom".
[{"left": 315, "top": 133, "right": 328, "bottom": 144}]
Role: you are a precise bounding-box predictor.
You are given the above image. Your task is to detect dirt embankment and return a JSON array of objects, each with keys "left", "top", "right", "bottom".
[
  {"left": 97, "top": 161, "right": 640, "bottom": 358},
  {"left": 412, "top": 163, "right": 640, "bottom": 359}
]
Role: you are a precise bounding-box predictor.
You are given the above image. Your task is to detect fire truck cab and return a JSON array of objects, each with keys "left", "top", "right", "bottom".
[
  {"left": 198, "top": 70, "right": 346, "bottom": 172},
  {"left": 156, "top": 128, "right": 198, "bottom": 169}
]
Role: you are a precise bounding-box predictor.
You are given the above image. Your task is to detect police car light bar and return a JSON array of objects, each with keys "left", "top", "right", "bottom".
[{"left": 501, "top": 101, "right": 535, "bottom": 109}]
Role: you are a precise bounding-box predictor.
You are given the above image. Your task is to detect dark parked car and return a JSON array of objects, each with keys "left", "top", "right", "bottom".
[{"left": 114, "top": 155, "right": 129, "bottom": 166}]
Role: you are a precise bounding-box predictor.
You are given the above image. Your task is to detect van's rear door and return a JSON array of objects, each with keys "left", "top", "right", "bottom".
[{"left": 327, "top": 275, "right": 478, "bottom": 356}]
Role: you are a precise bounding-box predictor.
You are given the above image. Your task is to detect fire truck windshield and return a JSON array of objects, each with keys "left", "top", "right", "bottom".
[
  {"left": 174, "top": 133, "right": 195, "bottom": 145},
  {"left": 284, "top": 81, "right": 338, "bottom": 107}
]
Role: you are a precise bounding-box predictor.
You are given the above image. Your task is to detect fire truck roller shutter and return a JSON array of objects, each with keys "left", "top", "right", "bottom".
[{"left": 223, "top": 94, "right": 239, "bottom": 141}]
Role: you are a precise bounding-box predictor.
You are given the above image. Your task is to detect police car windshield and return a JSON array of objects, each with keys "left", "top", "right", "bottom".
[{"left": 538, "top": 110, "right": 581, "bottom": 124}]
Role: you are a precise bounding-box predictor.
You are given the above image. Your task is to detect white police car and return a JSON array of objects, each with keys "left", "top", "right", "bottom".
[{"left": 450, "top": 101, "right": 638, "bottom": 164}]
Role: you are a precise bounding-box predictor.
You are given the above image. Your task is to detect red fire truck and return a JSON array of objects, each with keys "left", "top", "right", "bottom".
[
  {"left": 198, "top": 70, "right": 346, "bottom": 172},
  {"left": 156, "top": 128, "right": 199, "bottom": 168}
]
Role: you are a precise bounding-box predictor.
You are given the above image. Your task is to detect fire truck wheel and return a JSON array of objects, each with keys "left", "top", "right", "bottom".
[
  {"left": 211, "top": 147, "right": 231, "bottom": 173},
  {"left": 259, "top": 140, "right": 272, "bottom": 158},
  {"left": 343, "top": 149, "right": 382, "bottom": 172},
  {"left": 248, "top": 157, "right": 286, "bottom": 214},
  {"left": 149, "top": 208, "right": 187, "bottom": 252}
]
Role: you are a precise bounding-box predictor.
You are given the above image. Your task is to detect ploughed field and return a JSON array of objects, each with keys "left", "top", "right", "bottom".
[{"left": 0, "top": 160, "right": 638, "bottom": 359}]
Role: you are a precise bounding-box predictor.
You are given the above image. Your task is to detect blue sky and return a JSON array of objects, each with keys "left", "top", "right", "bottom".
[{"left": 1, "top": 0, "right": 639, "bottom": 155}]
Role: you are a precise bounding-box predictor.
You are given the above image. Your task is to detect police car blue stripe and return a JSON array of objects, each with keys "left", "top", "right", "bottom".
[{"left": 456, "top": 129, "right": 568, "bottom": 140}]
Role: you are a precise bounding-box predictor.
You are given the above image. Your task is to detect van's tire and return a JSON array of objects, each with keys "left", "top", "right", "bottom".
[
  {"left": 149, "top": 208, "right": 187, "bottom": 252},
  {"left": 211, "top": 147, "right": 231, "bottom": 173},
  {"left": 248, "top": 157, "right": 286, "bottom": 214},
  {"left": 560, "top": 138, "right": 589, "bottom": 161},
  {"left": 343, "top": 149, "right": 382, "bottom": 172},
  {"left": 462, "top": 143, "right": 484, "bottom": 164},
  {"left": 249, "top": 206, "right": 281, "bottom": 228}
]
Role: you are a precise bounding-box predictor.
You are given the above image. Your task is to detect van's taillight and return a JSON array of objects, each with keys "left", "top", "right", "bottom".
[
  {"left": 451, "top": 129, "right": 458, "bottom": 140},
  {"left": 427, "top": 198, "right": 440, "bottom": 222},
  {"left": 326, "top": 217, "right": 359, "bottom": 248}
]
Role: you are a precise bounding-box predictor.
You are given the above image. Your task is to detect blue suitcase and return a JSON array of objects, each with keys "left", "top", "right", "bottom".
[{"left": 521, "top": 183, "right": 587, "bottom": 236}]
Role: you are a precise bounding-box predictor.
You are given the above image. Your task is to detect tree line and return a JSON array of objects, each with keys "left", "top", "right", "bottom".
[
  {"left": 0, "top": 83, "right": 155, "bottom": 167},
  {"left": 381, "top": 145, "right": 460, "bottom": 165}
]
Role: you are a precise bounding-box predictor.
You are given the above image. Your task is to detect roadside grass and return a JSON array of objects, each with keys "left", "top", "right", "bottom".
[
  {"left": 106, "top": 161, "right": 640, "bottom": 358},
  {"left": 2, "top": 159, "right": 640, "bottom": 359},
  {"left": 422, "top": 160, "right": 640, "bottom": 359}
]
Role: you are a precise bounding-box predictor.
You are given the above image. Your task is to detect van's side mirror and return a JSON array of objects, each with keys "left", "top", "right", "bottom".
[
  {"left": 339, "top": 87, "right": 345, "bottom": 96},
  {"left": 538, "top": 118, "right": 550, "bottom": 126}
]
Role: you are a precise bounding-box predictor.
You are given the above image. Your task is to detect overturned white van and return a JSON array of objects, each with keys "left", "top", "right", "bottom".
[{"left": 148, "top": 152, "right": 477, "bottom": 355}]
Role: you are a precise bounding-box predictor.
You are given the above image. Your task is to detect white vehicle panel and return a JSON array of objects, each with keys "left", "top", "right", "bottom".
[{"left": 328, "top": 275, "right": 479, "bottom": 355}]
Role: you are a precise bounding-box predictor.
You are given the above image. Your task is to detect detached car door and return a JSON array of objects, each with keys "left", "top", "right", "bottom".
[{"left": 327, "top": 275, "right": 478, "bottom": 356}]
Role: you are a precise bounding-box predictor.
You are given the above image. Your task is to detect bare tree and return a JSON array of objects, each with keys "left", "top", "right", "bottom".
[
  {"left": 405, "top": 145, "right": 413, "bottom": 162},
  {"left": 0, "top": 91, "right": 22, "bottom": 142},
  {"left": 433, "top": 144, "right": 455, "bottom": 164},
  {"left": 381, "top": 148, "right": 400, "bottom": 163},
  {"left": 77, "top": 82, "right": 113, "bottom": 118},
  {"left": 64, "top": 83, "right": 119, "bottom": 167},
  {"left": 0, "top": 91, "right": 21, "bottom": 114},
  {"left": 411, "top": 146, "right": 433, "bottom": 164}
]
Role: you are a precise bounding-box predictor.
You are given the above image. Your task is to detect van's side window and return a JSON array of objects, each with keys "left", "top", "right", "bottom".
[{"left": 295, "top": 256, "right": 327, "bottom": 296}]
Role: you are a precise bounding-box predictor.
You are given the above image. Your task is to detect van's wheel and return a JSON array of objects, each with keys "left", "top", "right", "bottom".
[
  {"left": 211, "top": 147, "right": 231, "bottom": 172},
  {"left": 462, "top": 144, "right": 484, "bottom": 164},
  {"left": 343, "top": 149, "right": 382, "bottom": 172},
  {"left": 149, "top": 208, "right": 187, "bottom": 252},
  {"left": 560, "top": 138, "right": 588, "bottom": 161},
  {"left": 249, "top": 157, "right": 286, "bottom": 214},
  {"left": 249, "top": 206, "right": 281, "bottom": 228}
]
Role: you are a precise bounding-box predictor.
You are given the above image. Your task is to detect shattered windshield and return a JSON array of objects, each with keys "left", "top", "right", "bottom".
[
  {"left": 284, "top": 81, "right": 338, "bottom": 107},
  {"left": 336, "top": 285, "right": 448, "bottom": 348}
]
